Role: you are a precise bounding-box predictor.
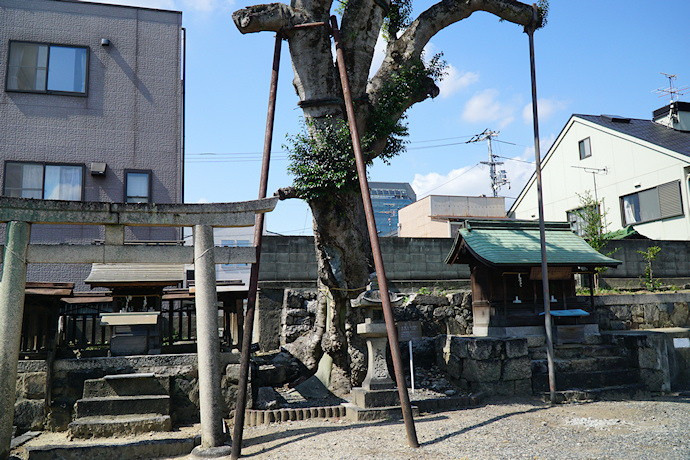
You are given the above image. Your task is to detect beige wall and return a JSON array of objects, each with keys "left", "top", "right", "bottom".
[{"left": 399, "top": 195, "right": 506, "bottom": 237}]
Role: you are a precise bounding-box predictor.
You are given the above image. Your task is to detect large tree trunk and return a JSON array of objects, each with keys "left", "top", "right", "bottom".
[
  {"left": 310, "top": 191, "right": 371, "bottom": 390},
  {"left": 234, "top": 0, "right": 542, "bottom": 391}
]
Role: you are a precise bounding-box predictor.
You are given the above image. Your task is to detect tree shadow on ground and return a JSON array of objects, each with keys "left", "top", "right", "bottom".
[
  {"left": 420, "top": 405, "right": 548, "bottom": 447},
  {"left": 239, "top": 415, "right": 448, "bottom": 457}
]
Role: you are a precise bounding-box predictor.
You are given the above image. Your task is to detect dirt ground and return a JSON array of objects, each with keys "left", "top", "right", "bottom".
[{"left": 14, "top": 393, "right": 690, "bottom": 459}]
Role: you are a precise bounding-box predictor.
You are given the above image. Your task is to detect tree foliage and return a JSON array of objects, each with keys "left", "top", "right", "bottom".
[
  {"left": 285, "top": 53, "right": 446, "bottom": 201},
  {"left": 638, "top": 245, "right": 662, "bottom": 291},
  {"left": 574, "top": 191, "right": 618, "bottom": 277}
]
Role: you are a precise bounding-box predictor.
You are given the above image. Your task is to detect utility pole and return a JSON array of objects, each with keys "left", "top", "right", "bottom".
[{"left": 467, "top": 129, "right": 509, "bottom": 197}]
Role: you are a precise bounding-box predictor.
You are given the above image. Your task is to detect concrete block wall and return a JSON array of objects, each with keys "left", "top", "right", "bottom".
[
  {"left": 602, "top": 240, "right": 690, "bottom": 285},
  {"left": 258, "top": 236, "right": 470, "bottom": 283}
]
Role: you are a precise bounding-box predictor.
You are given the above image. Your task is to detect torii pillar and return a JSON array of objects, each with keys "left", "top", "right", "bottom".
[{"left": 0, "top": 221, "right": 31, "bottom": 460}]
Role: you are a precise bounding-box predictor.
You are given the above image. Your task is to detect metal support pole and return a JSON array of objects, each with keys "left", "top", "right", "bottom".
[
  {"left": 231, "top": 32, "right": 281, "bottom": 460},
  {"left": 330, "top": 15, "right": 419, "bottom": 448},
  {"left": 526, "top": 4, "right": 556, "bottom": 404},
  {"left": 193, "top": 224, "right": 227, "bottom": 451},
  {"left": 0, "top": 221, "right": 31, "bottom": 460}
]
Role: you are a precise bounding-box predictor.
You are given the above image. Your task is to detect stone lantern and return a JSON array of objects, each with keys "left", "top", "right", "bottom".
[{"left": 348, "top": 276, "right": 407, "bottom": 420}]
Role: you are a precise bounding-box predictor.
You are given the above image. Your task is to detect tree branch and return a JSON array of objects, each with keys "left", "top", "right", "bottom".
[
  {"left": 275, "top": 186, "right": 300, "bottom": 200},
  {"left": 232, "top": 3, "right": 308, "bottom": 34},
  {"left": 364, "top": 0, "right": 536, "bottom": 158}
]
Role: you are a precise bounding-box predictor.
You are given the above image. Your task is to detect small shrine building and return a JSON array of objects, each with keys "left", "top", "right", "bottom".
[{"left": 445, "top": 220, "right": 621, "bottom": 339}]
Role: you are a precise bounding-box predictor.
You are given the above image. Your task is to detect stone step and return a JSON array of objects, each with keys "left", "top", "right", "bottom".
[
  {"left": 83, "top": 374, "right": 171, "bottom": 398},
  {"left": 531, "top": 356, "right": 630, "bottom": 375},
  {"left": 68, "top": 414, "right": 172, "bottom": 439},
  {"left": 529, "top": 344, "right": 628, "bottom": 360},
  {"left": 532, "top": 368, "right": 640, "bottom": 393},
  {"left": 541, "top": 384, "right": 650, "bottom": 403},
  {"left": 75, "top": 395, "right": 170, "bottom": 418},
  {"left": 23, "top": 434, "right": 197, "bottom": 460}
]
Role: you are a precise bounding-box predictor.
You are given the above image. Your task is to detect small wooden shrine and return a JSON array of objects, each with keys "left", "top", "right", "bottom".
[{"left": 445, "top": 220, "right": 621, "bottom": 339}]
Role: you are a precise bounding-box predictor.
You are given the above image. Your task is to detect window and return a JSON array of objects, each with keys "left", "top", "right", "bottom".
[
  {"left": 6, "top": 41, "right": 88, "bottom": 95},
  {"left": 220, "top": 240, "right": 252, "bottom": 268},
  {"left": 620, "top": 180, "right": 683, "bottom": 225},
  {"left": 4, "top": 161, "right": 83, "bottom": 200},
  {"left": 578, "top": 137, "right": 591, "bottom": 159},
  {"left": 567, "top": 205, "right": 598, "bottom": 237},
  {"left": 125, "top": 170, "right": 151, "bottom": 204}
]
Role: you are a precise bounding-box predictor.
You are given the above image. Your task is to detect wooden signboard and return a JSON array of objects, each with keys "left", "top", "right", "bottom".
[{"left": 397, "top": 321, "right": 422, "bottom": 342}]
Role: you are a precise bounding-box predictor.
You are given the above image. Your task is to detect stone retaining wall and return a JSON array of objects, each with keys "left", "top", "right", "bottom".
[
  {"left": 14, "top": 360, "right": 49, "bottom": 432},
  {"left": 436, "top": 336, "right": 532, "bottom": 396},
  {"left": 594, "top": 293, "right": 690, "bottom": 330},
  {"left": 25, "top": 353, "right": 249, "bottom": 431},
  {"left": 276, "top": 290, "right": 473, "bottom": 351},
  {"left": 604, "top": 331, "right": 673, "bottom": 392}
]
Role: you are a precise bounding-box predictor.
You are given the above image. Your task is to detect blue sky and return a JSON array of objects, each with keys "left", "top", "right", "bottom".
[{"left": 92, "top": 0, "right": 690, "bottom": 235}]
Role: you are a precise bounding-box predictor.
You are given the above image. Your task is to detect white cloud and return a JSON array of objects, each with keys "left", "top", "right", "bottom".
[
  {"left": 438, "top": 65, "right": 479, "bottom": 98},
  {"left": 462, "top": 89, "right": 516, "bottom": 128},
  {"left": 412, "top": 165, "right": 493, "bottom": 198},
  {"left": 411, "top": 148, "right": 544, "bottom": 210},
  {"left": 522, "top": 98, "right": 568, "bottom": 124}
]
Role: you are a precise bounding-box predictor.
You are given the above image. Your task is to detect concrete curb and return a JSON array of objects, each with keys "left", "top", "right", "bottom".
[
  {"left": 244, "top": 405, "right": 346, "bottom": 426},
  {"left": 243, "top": 394, "right": 484, "bottom": 427}
]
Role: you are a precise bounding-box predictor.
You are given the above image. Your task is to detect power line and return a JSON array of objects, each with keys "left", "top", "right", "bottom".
[{"left": 416, "top": 163, "right": 481, "bottom": 197}]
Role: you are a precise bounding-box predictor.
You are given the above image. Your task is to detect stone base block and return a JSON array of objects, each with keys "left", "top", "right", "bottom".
[
  {"left": 344, "top": 403, "right": 419, "bottom": 422},
  {"left": 68, "top": 414, "right": 172, "bottom": 438},
  {"left": 351, "top": 388, "right": 400, "bottom": 408}
]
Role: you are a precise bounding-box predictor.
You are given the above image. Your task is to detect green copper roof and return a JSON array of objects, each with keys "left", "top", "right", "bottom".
[{"left": 445, "top": 220, "right": 621, "bottom": 268}]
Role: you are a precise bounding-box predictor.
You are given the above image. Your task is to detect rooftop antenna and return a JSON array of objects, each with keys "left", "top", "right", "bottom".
[
  {"left": 654, "top": 72, "right": 688, "bottom": 104},
  {"left": 654, "top": 73, "right": 688, "bottom": 128},
  {"left": 467, "top": 129, "right": 509, "bottom": 197}
]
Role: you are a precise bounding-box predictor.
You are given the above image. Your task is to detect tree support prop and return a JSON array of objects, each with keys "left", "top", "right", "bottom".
[
  {"left": 231, "top": 32, "right": 282, "bottom": 460},
  {"left": 330, "top": 16, "right": 419, "bottom": 449},
  {"left": 525, "top": 4, "right": 556, "bottom": 404},
  {"left": 0, "top": 221, "right": 31, "bottom": 460}
]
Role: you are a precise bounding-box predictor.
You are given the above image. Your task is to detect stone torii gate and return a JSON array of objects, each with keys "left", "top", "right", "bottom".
[{"left": 0, "top": 196, "right": 277, "bottom": 459}]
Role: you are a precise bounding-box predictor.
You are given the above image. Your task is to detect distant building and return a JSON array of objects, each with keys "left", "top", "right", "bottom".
[
  {"left": 398, "top": 195, "right": 506, "bottom": 237},
  {"left": 509, "top": 102, "right": 690, "bottom": 240},
  {"left": 369, "top": 182, "right": 416, "bottom": 236},
  {"left": 0, "top": 0, "right": 183, "bottom": 288}
]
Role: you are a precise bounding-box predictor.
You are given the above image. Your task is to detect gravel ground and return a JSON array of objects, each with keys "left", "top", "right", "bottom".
[
  {"left": 16, "top": 394, "right": 690, "bottom": 459},
  {"left": 222, "top": 394, "right": 690, "bottom": 460}
]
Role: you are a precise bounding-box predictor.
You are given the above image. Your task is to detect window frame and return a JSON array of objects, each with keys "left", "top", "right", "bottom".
[
  {"left": 578, "top": 137, "right": 592, "bottom": 160},
  {"left": 619, "top": 180, "right": 684, "bottom": 226},
  {"left": 566, "top": 204, "right": 599, "bottom": 237},
  {"left": 124, "top": 169, "right": 153, "bottom": 204},
  {"left": 3, "top": 160, "right": 85, "bottom": 201},
  {"left": 5, "top": 40, "right": 89, "bottom": 96}
]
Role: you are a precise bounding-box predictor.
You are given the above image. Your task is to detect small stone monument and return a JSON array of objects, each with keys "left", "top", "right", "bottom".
[{"left": 347, "top": 275, "right": 413, "bottom": 421}]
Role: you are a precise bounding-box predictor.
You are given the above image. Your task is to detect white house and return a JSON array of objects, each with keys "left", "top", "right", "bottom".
[{"left": 509, "top": 102, "right": 690, "bottom": 240}]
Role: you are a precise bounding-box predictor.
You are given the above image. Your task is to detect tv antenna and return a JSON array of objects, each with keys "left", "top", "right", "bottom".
[
  {"left": 467, "top": 129, "right": 509, "bottom": 197},
  {"left": 654, "top": 72, "right": 688, "bottom": 104}
]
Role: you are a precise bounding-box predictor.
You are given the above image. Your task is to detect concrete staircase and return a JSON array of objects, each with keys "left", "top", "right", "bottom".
[
  {"left": 68, "top": 373, "right": 172, "bottom": 438},
  {"left": 529, "top": 335, "right": 648, "bottom": 401}
]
